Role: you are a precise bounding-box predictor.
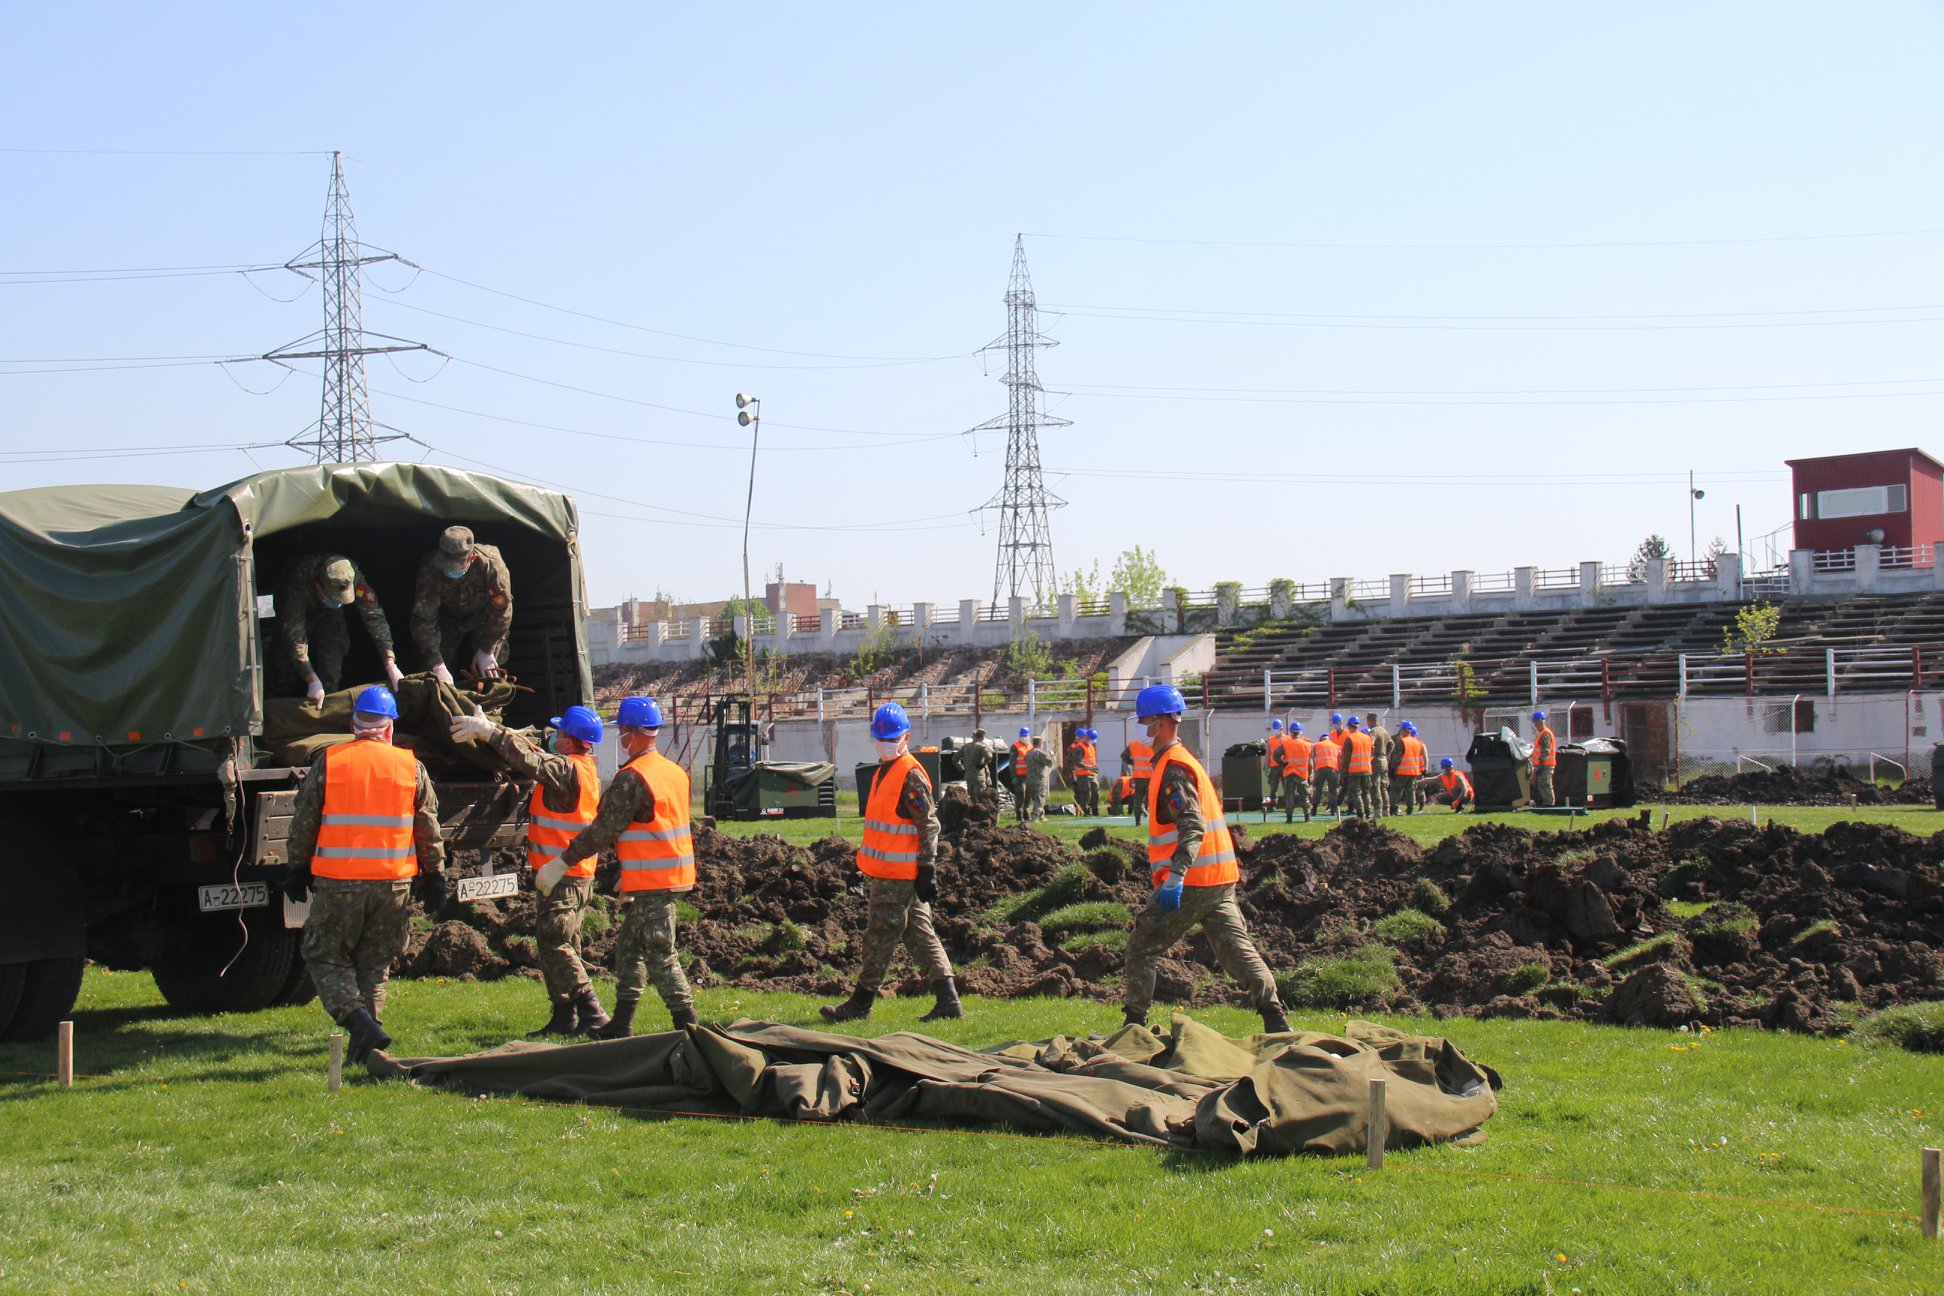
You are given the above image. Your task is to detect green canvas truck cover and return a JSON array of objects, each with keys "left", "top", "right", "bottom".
[{"left": 0, "top": 464, "right": 589, "bottom": 751}]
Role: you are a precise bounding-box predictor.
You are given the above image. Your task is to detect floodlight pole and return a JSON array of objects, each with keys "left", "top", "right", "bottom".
[{"left": 737, "top": 395, "right": 762, "bottom": 707}]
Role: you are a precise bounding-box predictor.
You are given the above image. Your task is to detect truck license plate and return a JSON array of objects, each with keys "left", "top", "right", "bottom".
[
  {"left": 456, "top": 873, "right": 520, "bottom": 903},
  {"left": 198, "top": 882, "right": 269, "bottom": 912}
]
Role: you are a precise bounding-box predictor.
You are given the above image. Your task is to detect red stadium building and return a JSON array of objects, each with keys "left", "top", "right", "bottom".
[{"left": 1787, "top": 447, "right": 1944, "bottom": 558}]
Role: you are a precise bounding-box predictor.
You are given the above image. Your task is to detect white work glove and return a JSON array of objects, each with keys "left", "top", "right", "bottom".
[
  {"left": 304, "top": 675, "right": 326, "bottom": 705},
  {"left": 471, "top": 649, "right": 501, "bottom": 681},
  {"left": 384, "top": 658, "right": 404, "bottom": 689},
  {"left": 449, "top": 713, "right": 495, "bottom": 745},
  {"left": 533, "top": 858, "right": 568, "bottom": 896},
  {"left": 431, "top": 661, "right": 455, "bottom": 687}
]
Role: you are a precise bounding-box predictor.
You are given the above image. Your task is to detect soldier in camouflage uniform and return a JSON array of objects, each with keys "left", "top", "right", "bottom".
[
  {"left": 824, "top": 703, "right": 959, "bottom": 1022},
  {"left": 960, "top": 728, "right": 991, "bottom": 795},
  {"left": 450, "top": 704, "right": 611, "bottom": 1037},
  {"left": 1367, "top": 717, "right": 1394, "bottom": 817},
  {"left": 1024, "top": 738, "right": 1055, "bottom": 821},
  {"left": 274, "top": 553, "right": 403, "bottom": 702},
  {"left": 412, "top": 525, "right": 514, "bottom": 686},
  {"left": 560, "top": 696, "right": 697, "bottom": 1037},
  {"left": 281, "top": 686, "right": 446, "bottom": 1063},
  {"left": 1120, "top": 685, "right": 1288, "bottom": 1035}
]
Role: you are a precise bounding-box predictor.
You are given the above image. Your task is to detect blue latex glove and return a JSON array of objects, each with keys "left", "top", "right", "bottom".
[{"left": 1155, "top": 880, "right": 1184, "bottom": 912}]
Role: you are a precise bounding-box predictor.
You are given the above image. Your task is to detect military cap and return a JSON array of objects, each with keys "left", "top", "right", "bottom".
[
  {"left": 317, "top": 557, "right": 356, "bottom": 597},
  {"left": 437, "top": 525, "right": 475, "bottom": 576}
]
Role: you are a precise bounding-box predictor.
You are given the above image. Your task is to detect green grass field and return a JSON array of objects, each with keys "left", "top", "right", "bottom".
[{"left": 2, "top": 970, "right": 1938, "bottom": 1294}]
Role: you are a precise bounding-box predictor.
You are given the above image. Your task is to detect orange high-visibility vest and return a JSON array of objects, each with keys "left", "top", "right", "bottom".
[
  {"left": 616, "top": 750, "right": 695, "bottom": 892},
  {"left": 1533, "top": 726, "right": 1558, "bottom": 767},
  {"left": 1310, "top": 736, "right": 1340, "bottom": 773},
  {"left": 1282, "top": 735, "right": 1313, "bottom": 779},
  {"left": 313, "top": 738, "right": 420, "bottom": 881},
  {"left": 1440, "top": 769, "right": 1473, "bottom": 800},
  {"left": 1265, "top": 732, "right": 1286, "bottom": 770},
  {"left": 1343, "top": 731, "right": 1375, "bottom": 775},
  {"left": 1113, "top": 775, "right": 1135, "bottom": 801},
  {"left": 527, "top": 751, "right": 600, "bottom": 878},
  {"left": 1070, "top": 739, "right": 1097, "bottom": 777},
  {"left": 1128, "top": 740, "right": 1153, "bottom": 779},
  {"left": 1012, "top": 740, "right": 1032, "bottom": 777},
  {"left": 1393, "top": 736, "right": 1427, "bottom": 777},
  {"left": 1146, "top": 744, "right": 1239, "bottom": 888},
  {"left": 859, "top": 752, "right": 930, "bottom": 881}
]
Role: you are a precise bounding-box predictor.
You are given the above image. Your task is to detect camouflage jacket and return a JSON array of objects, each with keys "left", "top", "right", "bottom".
[
  {"left": 897, "top": 764, "right": 941, "bottom": 866},
  {"left": 278, "top": 553, "right": 395, "bottom": 671},
  {"left": 1368, "top": 724, "right": 1393, "bottom": 771},
  {"left": 411, "top": 542, "right": 513, "bottom": 663},
  {"left": 485, "top": 725, "right": 586, "bottom": 814},
  {"left": 285, "top": 738, "right": 445, "bottom": 875},
  {"left": 556, "top": 761, "right": 696, "bottom": 893},
  {"left": 1025, "top": 747, "right": 1056, "bottom": 786},
  {"left": 1148, "top": 739, "right": 1204, "bottom": 880}
]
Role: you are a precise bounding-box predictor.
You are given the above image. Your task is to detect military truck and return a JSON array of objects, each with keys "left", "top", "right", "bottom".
[{"left": 0, "top": 465, "right": 592, "bottom": 1038}]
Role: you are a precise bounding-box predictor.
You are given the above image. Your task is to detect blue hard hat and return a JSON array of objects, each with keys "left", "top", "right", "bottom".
[
  {"left": 1289, "top": 721, "right": 1302, "bottom": 734},
  {"left": 1399, "top": 721, "right": 1416, "bottom": 735},
  {"left": 616, "top": 695, "right": 664, "bottom": 728},
  {"left": 1330, "top": 712, "right": 1343, "bottom": 725},
  {"left": 1019, "top": 726, "right": 1032, "bottom": 738},
  {"left": 870, "top": 702, "right": 911, "bottom": 740},
  {"left": 550, "top": 705, "right": 604, "bottom": 746},
  {"left": 1080, "top": 727, "right": 1095, "bottom": 740},
  {"left": 353, "top": 685, "right": 398, "bottom": 720},
  {"left": 1532, "top": 709, "right": 1547, "bottom": 722},
  {"left": 1441, "top": 756, "right": 1454, "bottom": 769},
  {"left": 1346, "top": 715, "right": 1361, "bottom": 728},
  {"left": 1269, "top": 719, "right": 1283, "bottom": 731},
  {"left": 1135, "top": 683, "right": 1187, "bottom": 719}
]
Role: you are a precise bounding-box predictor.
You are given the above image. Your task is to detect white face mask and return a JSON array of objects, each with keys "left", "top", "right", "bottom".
[
  {"left": 1143, "top": 717, "right": 1167, "bottom": 742},
  {"left": 875, "top": 738, "right": 908, "bottom": 762}
]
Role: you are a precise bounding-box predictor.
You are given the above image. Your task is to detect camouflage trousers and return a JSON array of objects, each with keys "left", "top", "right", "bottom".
[
  {"left": 1308, "top": 768, "right": 1340, "bottom": 815},
  {"left": 1020, "top": 781, "right": 1047, "bottom": 823},
  {"left": 1343, "top": 773, "right": 1377, "bottom": 817},
  {"left": 272, "top": 611, "right": 352, "bottom": 697},
  {"left": 534, "top": 874, "right": 595, "bottom": 1000},
  {"left": 1390, "top": 775, "right": 1422, "bottom": 814},
  {"left": 610, "top": 890, "right": 693, "bottom": 1015},
  {"left": 1280, "top": 773, "right": 1310, "bottom": 821},
  {"left": 302, "top": 877, "right": 412, "bottom": 1024},
  {"left": 1130, "top": 778, "right": 1150, "bottom": 825},
  {"left": 1122, "top": 882, "right": 1280, "bottom": 1018},
  {"left": 433, "top": 612, "right": 508, "bottom": 676},
  {"left": 852, "top": 877, "right": 952, "bottom": 994},
  {"left": 1372, "top": 761, "right": 1391, "bottom": 815},
  {"left": 1073, "top": 774, "right": 1099, "bottom": 816},
  {"left": 964, "top": 765, "right": 988, "bottom": 796},
  {"left": 1533, "top": 765, "right": 1556, "bottom": 807},
  {"left": 1266, "top": 769, "right": 1283, "bottom": 803}
]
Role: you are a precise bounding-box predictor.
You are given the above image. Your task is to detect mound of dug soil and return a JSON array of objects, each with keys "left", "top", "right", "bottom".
[
  {"left": 404, "top": 789, "right": 1943, "bottom": 1033},
  {"left": 1662, "top": 765, "right": 1931, "bottom": 806}
]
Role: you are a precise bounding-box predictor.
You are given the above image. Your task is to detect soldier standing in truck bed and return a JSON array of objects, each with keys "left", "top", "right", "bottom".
[
  {"left": 275, "top": 553, "right": 403, "bottom": 702},
  {"left": 412, "top": 525, "right": 513, "bottom": 686}
]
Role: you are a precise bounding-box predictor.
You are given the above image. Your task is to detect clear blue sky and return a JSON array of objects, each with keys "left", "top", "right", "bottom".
[{"left": 5, "top": 3, "right": 1943, "bottom": 607}]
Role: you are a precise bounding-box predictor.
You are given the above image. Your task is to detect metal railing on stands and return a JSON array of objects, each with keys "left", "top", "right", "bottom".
[
  {"left": 1811, "top": 549, "right": 1855, "bottom": 573},
  {"left": 1667, "top": 559, "right": 1717, "bottom": 583},
  {"left": 619, "top": 622, "right": 655, "bottom": 642},
  {"left": 1471, "top": 570, "right": 1516, "bottom": 593},
  {"left": 977, "top": 602, "right": 1014, "bottom": 622},
  {"left": 1263, "top": 666, "right": 1336, "bottom": 709},
  {"left": 1534, "top": 567, "right": 1581, "bottom": 590},
  {"left": 1409, "top": 574, "right": 1452, "bottom": 597},
  {"left": 1350, "top": 579, "right": 1390, "bottom": 602},
  {"left": 1880, "top": 543, "right": 1936, "bottom": 569},
  {"left": 791, "top": 612, "right": 821, "bottom": 634},
  {"left": 839, "top": 612, "right": 867, "bottom": 631},
  {"left": 1743, "top": 568, "right": 1790, "bottom": 597},
  {"left": 1598, "top": 564, "right": 1638, "bottom": 588}
]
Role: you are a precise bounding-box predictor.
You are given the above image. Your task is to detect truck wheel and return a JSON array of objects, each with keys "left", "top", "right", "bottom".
[
  {"left": 151, "top": 913, "right": 298, "bottom": 1015},
  {"left": 0, "top": 962, "right": 27, "bottom": 1038},
  {"left": 0, "top": 956, "right": 86, "bottom": 1042},
  {"left": 271, "top": 955, "right": 317, "bottom": 1008}
]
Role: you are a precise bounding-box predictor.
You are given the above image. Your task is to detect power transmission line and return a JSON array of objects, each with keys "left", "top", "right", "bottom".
[{"left": 1024, "top": 225, "right": 1944, "bottom": 251}]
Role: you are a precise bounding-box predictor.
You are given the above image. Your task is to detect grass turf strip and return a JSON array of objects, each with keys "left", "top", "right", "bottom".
[{"left": 1, "top": 971, "right": 1938, "bottom": 1295}]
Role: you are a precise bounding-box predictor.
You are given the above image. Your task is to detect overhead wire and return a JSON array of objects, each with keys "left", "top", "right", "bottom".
[
  {"left": 1024, "top": 225, "right": 1944, "bottom": 250},
  {"left": 1047, "top": 306, "right": 1944, "bottom": 333}
]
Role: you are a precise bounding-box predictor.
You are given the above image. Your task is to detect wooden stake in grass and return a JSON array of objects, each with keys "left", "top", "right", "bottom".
[
  {"left": 328, "top": 1033, "right": 344, "bottom": 1095},
  {"left": 1924, "top": 1146, "right": 1940, "bottom": 1241},
  {"left": 55, "top": 1020, "right": 73, "bottom": 1089},
  {"left": 1367, "top": 1076, "right": 1388, "bottom": 1170}
]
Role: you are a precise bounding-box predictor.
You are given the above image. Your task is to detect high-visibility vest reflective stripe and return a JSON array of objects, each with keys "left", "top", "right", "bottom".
[
  {"left": 1265, "top": 733, "right": 1286, "bottom": 769},
  {"left": 314, "top": 738, "right": 419, "bottom": 881},
  {"left": 616, "top": 751, "right": 695, "bottom": 892},
  {"left": 1394, "top": 737, "right": 1427, "bottom": 777},
  {"left": 1282, "top": 736, "right": 1312, "bottom": 778},
  {"left": 527, "top": 751, "right": 600, "bottom": 877},
  {"left": 1113, "top": 776, "right": 1135, "bottom": 800},
  {"left": 1310, "top": 739, "right": 1339, "bottom": 773},
  {"left": 1145, "top": 745, "right": 1239, "bottom": 888},
  {"left": 1128, "top": 741, "right": 1153, "bottom": 779},
  {"left": 1343, "top": 731, "right": 1375, "bottom": 775},
  {"left": 1534, "top": 727, "right": 1558, "bottom": 767},
  {"left": 1012, "top": 741, "right": 1031, "bottom": 777},
  {"left": 1440, "top": 770, "right": 1472, "bottom": 799},
  {"left": 858, "top": 752, "right": 930, "bottom": 881},
  {"left": 1070, "top": 740, "right": 1097, "bottom": 776}
]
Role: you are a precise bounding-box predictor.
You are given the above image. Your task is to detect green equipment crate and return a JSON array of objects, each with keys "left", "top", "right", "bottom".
[{"left": 724, "top": 762, "right": 837, "bottom": 821}]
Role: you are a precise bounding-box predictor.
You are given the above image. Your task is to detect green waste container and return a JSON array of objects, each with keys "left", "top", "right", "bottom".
[
  {"left": 1221, "top": 742, "right": 1270, "bottom": 813},
  {"left": 856, "top": 750, "right": 942, "bottom": 814}
]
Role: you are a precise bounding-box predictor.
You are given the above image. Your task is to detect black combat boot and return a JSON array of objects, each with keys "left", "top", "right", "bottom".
[
  {"left": 590, "top": 996, "right": 637, "bottom": 1040},
  {"left": 1260, "top": 1002, "right": 1292, "bottom": 1034},
  {"left": 918, "top": 976, "right": 963, "bottom": 1022},
  {"left": 528, "top": 995, "right": 577, "bottom": 1038},
  {"left": 670, "top": 1004, "right": 699, "bottom": 1030},
  {"left": 341, "top": 1006, "right": 392, "bottom": 1064},
  {"left": 569, "top": 987, "right": 611, "bottom": 1036},
  {"left": 820, "top": 988, "right": 875, "bottom": 1023},
  {"left": 1121, "top": 1006, "right": 1150, "bottom": 1032}
]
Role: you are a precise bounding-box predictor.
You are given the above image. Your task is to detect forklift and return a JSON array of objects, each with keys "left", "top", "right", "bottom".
[
  {"left": 706, "top": 696, "right": 763, "bottom": 819},
  {"left": 706, "top": 696, "right": 838, "bottom": 820}
]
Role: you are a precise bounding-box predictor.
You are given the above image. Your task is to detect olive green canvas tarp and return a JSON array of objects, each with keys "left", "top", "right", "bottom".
[
  {"left": 724, "top": 761, "right": 836, "bottom": 816},
  {"left": 373, "top": 1015, "right": 1500, "bottom": 1157},
  {"left": 0, "top": 465, "right": 586, "bottom": 753}
]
